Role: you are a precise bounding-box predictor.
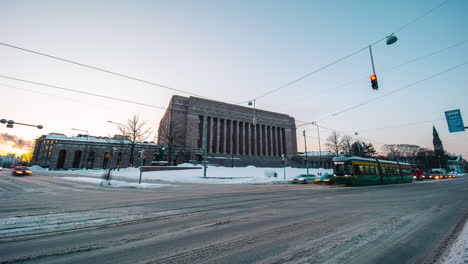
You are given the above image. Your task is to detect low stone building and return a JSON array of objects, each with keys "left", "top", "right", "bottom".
[
  {"left": 33, "top": 133, "right": 160, "bottom": 170},
  {"left": 158, "top": 95, "right": 297, "bottom": 167},
  {"left": 295, "top": 151, "right": 337, "bottom": 169}
]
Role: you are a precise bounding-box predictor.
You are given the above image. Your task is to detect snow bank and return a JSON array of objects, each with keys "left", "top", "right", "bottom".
[
  {"left": 55, "top": 177, "right": 172, "bottom": 188},
  {"left": 49, "top": 165, "right": 332, "bottom": 185},
  {"left": 439, "top": 220, "right": 468, "bottom": 264}
]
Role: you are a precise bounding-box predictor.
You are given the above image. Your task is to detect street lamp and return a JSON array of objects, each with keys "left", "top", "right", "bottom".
[
  {"left": 1, "top": 119, "right": 43, "bottom": 129},
  {"left": 72, "top": 128, "right": 89, "bottom": 169},
  {"left": 386, "top": 34, "right": 398, "bottom": 45},
  {"left": 303, "top": 130, "right": 310, "bottom": 174},
  {"left": 248, "top": 99, "right": 257, "bottom": 125},
  {"left": 311, "top": 122, "right": 322, "bottom": 168},
  {"left": 107, "top": 120, "right": 124, "bottom": 128}
]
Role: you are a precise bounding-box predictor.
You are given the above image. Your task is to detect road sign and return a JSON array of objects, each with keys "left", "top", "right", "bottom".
[{"left": 445, "top": 109, "right": 465, "bottom": 133}]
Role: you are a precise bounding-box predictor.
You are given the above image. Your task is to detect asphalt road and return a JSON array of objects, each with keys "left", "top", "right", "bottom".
[{"left": 0, "top": 170, "right": 467, "bottom": 264}]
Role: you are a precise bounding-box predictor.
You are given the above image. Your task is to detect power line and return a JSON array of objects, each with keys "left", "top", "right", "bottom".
[
  {"left": 395, "top": 0, "right": 451, "bottom": 33},
  {"left": 0, "top": 42, "right": 211, "bottom": 100},
  {"left": 316, "top": 59, "right": 468, "bottom": 122},
  {"left": 0, "top": 75, "right": 168, "bottom": 110},
  {"left": 357, "top": 118, "right": 444, "bottom": 132},
  {"left": 0, "top": 82, "right": 134, "bottom": 111},
  {"left": 309, "top": 39, "right": 468, "bottom": 99},
  {"left": 239, "top": 0, "right": 451, "bottom": 104}
]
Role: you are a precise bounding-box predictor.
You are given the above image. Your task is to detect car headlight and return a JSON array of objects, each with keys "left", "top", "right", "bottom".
[
  {"left": 298, "top": 178, "right": 304, "bottom": 181},
  {"left": 314, "top": 179, "right": 320, "bottom": 181}
]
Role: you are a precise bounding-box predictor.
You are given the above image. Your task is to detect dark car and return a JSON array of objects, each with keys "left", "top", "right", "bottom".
[
  {"left": 314, "top": 174, "right": 335, "bottom": 184},
  {"left": 11, "top": 166, "right": 32, "bottom": 176},
  {"left": 289, "top": 174, "right": 318, "bottom": 184}
]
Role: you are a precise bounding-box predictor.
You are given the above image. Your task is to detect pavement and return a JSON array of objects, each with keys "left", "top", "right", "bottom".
[{"left": 0, "top": 170, "right": 467, "bottom": 264}]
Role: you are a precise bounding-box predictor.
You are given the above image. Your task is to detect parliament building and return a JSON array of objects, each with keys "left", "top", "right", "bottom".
[{"left": 158, "top": 96, "right": 297, "bottom": 166}]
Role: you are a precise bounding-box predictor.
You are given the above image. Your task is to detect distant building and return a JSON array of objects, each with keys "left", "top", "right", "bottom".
[
  {"left": 157, "top": 96, "right": 298, "bottom": 167},
  {"left": 296, "top": 151, "right": 337, "bottom": 169},
  {"left": 33, "top": 133, "right": 160, "bottom": 169},
  {"left": 447, "top": 155, "right": 465, "bottom": 173},
  {"left": 0, "top": 154, "right": 21, "bottom": 168}
]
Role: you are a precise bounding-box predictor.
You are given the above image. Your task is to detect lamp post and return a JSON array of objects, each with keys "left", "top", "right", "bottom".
[
  {"left": 311, "top": 122, "right": 322, "bottom": 168},
  {"left": 108, "top": 120, "right": 129, "bottom": 166},
  {"left": 72, "top": 128, "right": 89, "bottom": 169},
  {"left": 248, "top": 99, "right": 257, "bottom": 125},
  {"left": 303, "top": 130, "right": 309, "bottom": 174},
  {"left": 1, "top": 119, "right": 43, "bottom": 129}
]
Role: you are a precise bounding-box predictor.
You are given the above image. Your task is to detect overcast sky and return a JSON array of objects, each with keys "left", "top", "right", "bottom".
[{"left": 1, "top": 0, "right": 467, "bottom": 157}]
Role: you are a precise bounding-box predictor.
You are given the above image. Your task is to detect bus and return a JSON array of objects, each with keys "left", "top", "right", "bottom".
[{"left": 333, "top": 156, "right": 413, "bottom": 186}]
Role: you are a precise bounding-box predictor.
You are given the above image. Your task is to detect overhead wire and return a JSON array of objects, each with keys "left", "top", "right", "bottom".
[
  {"left": 0, "top": 42, "right": 212, "bottom": 100},
  {"left": 294, "top": 59, "right": 468, "bottom": 127},
  {"left": 0, "top": 75, "right": 168, "bottom": 110},
  {"left": 239, "top": 0, "right": 452, "bottom": 104}
]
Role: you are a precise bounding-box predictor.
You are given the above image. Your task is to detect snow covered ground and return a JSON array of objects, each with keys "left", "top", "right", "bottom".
[
  {"left": 439, "top": 220, "right": 468, "bottom": 264},
  {"left": 54, "top": 177, "right": 173, "bottom": 189},
  {"left": 33, "top": 164, "right": 332, "bottom": 185}
]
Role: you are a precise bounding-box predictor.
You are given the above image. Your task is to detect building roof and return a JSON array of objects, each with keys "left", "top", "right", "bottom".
[
  {"left": 297, "top": 151, "right": 336, "bottom": 157},
  {"left": 44, "top": 133, "right": 158, "bottom": 146}
]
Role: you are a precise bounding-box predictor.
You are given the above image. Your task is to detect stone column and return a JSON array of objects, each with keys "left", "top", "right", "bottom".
[
  {"left": 268, "top": 125, "right": 273, "bottom": 156},
  {"left": 272, "top": 126, "right": 277, "bottom": 156},
  {"left": 215, "top": 118, "right": 220, "bottom": 153},
  {"left": 278, "top": 127, "right": 283, "bottom": 156},
  {"left": 220, "top": 119, "right": 226, "bottom": 154}
]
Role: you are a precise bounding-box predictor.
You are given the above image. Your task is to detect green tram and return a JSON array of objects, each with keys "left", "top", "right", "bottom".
[{"left": 333, "top": 156, "right": 413, "bottom": 186}]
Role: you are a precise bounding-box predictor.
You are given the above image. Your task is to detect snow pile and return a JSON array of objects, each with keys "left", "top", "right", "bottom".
[
  {"left": 439, "top": 220, "right": 468, "bottom": 264},
  {"left": 55, "top": 177, "right": 172, "bottom": 188},
  {"left": 30, "top": 165, "right": 48, "bottom": 171},
  {"left": 48, "top": 164, "right": 332, "bottom": 185}
]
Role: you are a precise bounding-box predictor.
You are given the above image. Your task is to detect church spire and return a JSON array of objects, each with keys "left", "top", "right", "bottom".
[{"left": 432, "top": 126, "right": 444, "bottom": 153}]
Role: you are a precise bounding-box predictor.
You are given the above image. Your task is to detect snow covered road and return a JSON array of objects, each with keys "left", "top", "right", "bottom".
[{"left": 0, "top": 170, "right": 466, "bottom": 264}]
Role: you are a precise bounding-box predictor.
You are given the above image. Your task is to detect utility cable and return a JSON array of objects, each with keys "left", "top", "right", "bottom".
[
  {"left": 295, "top": 59, "right": 468, "bottom": 127},
  {"left": 0, "top": 42, "right": 211, "bottom": 100},
  {"left": 0, "top": 75, "right": 168, "bottom": 110},
  {"left": 240, "top": 0, "right": 451, "bottom": 104}
]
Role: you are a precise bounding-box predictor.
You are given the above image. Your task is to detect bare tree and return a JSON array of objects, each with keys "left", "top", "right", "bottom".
[
  {"left": 340, "top": 135, "right": 354, "bottom": 154},
  {"left": 157, "top": 118, "right": 185, "bottom": 165},
  {"left": 382, "top": 144, "right": 421, "bottom": 163},
  {"left": 382, "top": 144, "right": 401, "bottom": 160},
  {"left": 118, "top": 115, "right": 153, "bottom": 165},
  {"left": 325, "top": 131, "right": 341, "bottom": 155}
]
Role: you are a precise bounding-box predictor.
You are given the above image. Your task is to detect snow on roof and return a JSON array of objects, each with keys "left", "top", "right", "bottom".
[
  {"left": 333, "top": 156, "right": 411, "bottom": 166},
  {"left": 45, "top": 133, "right": 157, "bottom": 146},
  {"left": 297, "top": 151, "right": 336, "bottom": 157}
]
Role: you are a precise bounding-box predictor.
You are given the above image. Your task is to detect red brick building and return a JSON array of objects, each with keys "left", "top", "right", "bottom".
[{"left": 158, "top": 96, "right": 297, "bottom": 166}]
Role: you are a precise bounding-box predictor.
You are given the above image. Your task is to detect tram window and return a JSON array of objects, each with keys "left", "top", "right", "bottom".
[
  {"left": 354, "top": 165, "right": 361, "bottom": 175},
  {"left": 369, "top": 166, "right": 377, "bottom": 175},
  {"left": 363, "top": 166, "right": 371, "bottom": 175},
  {"left": 335, "top": 164, "right": 347, "bottom": 173},
  {"left": 381, "top": 167, "right": 388, "bottom": 176}
]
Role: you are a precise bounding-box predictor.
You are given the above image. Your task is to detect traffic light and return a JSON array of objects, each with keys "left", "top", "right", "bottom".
[{"left": 370, "top": 75, "right": 378, "bottom": 90}]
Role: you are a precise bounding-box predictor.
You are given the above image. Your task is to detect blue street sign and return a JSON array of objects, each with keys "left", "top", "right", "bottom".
[{"left": 445, "top": 109, "right": 465, "bottom": 133}]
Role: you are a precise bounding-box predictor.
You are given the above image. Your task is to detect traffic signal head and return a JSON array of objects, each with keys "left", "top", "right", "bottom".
[{"left": 370, "top": 75, "right": 378, "bottom": 90}]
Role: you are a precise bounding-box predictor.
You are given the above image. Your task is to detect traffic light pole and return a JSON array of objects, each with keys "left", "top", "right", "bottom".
[
  {"left": 369, "top": 45, "right": 376, "bottom": 76},
  {"left": 303, "top": 130, "right": 309, "bottom": 174}
]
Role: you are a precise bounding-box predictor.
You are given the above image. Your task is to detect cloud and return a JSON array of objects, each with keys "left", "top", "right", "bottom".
[{"left": 0, "top": 133, "right": 33, "bottom": 150}]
